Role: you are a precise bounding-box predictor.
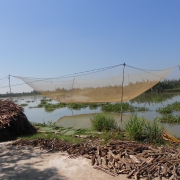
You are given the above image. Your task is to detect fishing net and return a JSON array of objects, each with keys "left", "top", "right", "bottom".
[{"left": 14, "top": 64, "right": 174, "bottom": 103}]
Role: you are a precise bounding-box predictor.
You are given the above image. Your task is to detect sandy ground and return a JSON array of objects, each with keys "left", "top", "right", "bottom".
[{"left": 0, "top": 141, "right": 129, "bottom": 180}]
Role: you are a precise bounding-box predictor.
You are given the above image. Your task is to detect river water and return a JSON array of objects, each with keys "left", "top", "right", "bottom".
[{"left": 1, "top": 92, "right": 180, "bottom": 137}]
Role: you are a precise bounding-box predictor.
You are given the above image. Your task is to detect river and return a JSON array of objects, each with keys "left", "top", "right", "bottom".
[{"left": 1, "top": 92, "right": 180, "bottom": 137}]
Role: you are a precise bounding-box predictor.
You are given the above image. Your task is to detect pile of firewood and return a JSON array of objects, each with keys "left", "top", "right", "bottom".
[
  {"left": 0, "top": 99, "right": 36, "bottom": 141},
  {"left": 12, "top": 138, "right": 180, "bottom": 179}
]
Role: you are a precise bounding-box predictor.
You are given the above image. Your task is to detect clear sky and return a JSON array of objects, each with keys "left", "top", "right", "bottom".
[{"left": 0, "top": 0, "right": 180, "bottom": 93}]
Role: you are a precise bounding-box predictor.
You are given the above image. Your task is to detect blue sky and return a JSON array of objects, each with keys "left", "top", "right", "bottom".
[{"left": 0, "top": 0, "right": 180, "bottom": 93}]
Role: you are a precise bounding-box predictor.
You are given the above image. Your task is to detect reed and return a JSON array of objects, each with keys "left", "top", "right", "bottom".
[
  {"left": 91, "top": 113, "right": 117, "bottom": 132},
  {"left": 156, "top": 114, "right": 180, "bottom": 124},
  {"left": 125, "top": 115, "right": 164, "bottom": 143}
]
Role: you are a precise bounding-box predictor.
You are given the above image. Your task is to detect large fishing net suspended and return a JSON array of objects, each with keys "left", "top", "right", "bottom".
[{"left": 14, "top": 64, "right": 174, "bottom": 103}]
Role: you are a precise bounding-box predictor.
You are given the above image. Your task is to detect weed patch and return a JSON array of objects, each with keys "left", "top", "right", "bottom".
[
  {"left": 125, "top": 115, "right": 164, "bottom": 143},
  {"left": 91, "top": 113, "right": 117, "bottom": 132},
  {"left": 156, "top": 114, "right": 180, "bottom": 124}
]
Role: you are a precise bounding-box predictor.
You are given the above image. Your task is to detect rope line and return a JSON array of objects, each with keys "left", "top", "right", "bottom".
[
  {"left": 0, "top": 76, "right": 9, "bottom": 81},
  {"left": 12, "top": 63, "right": 124, "bottom": 79},
  {"left": 0, "top": 78, "right": 8, "bottom": 86},
  {"left": 0, "top": 63, "right": 178, "bottom": 89},
  {"left": 126, "top": 64, "right": 175, "bottom": 80}
]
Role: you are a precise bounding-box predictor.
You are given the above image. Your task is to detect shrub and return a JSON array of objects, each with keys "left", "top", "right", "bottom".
[
  {"left": 101, "top": 102, "right": 134, "bottom": 113},
  {"left": 145, "top": 119, "right": 164, "bottom": 143},
  {"left": 91, "top": 113, "right": 117, "bottom": 132},
  {"left": 125, "top": 115, "right": 164, "bottom": 143},
  {"left": 156, "top": 114, "right": 180, "bottom": 124},
  {"left": 156, "top": 105, "right": 173, "bottom": 114},
  {"left": 125, "top": 115, "right": 146, "bottom": 141}
]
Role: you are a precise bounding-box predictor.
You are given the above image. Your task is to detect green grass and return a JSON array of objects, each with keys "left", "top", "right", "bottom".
[
  {"left": 145, "top": 119, "right": 164, "bottom": 144},
  {"left": 89, "top": 103, "right": 99, "bottom": 110},
  {"left": 125, "top": 115, "right": 164, "bottom": 143},
  {"left": 171, "top": 101, "right": 180, "bottom": 111},
  {"left": 25, "top": 114, "right": 166, "bottom": 145},
  {"left": 156, "top": 102, "right": 180, "bottom": 115},
  {"left": 35, "top": 101, "right": 67, "bottom": 112},
  {"left": 91, "top": 113, "right": 117, "bottom": 132},
  {"left": 32, "top": 100, "right": 149, "bottom": 113},
  {"left": 67, "top": 103, "right": 88, "bottom": 110},
  {"left": 153, "top": 97, "right": 165, "bottom": 102},
  {"left": 125, "top": 115, "right": 146, "bottom": 141},
  {"left": 74, "top": 128, "right": 91, "bottom": 135},
  {"left": 22, "top": 132, "right": 84, "bottom": 143},
  {"left": 156, "top": 105, "right": 173, "bottom": 114},
  {"left": 156, "top": 114, "right": 180, "bottom": 124},
  {"left": 19, "top": 103, "right": 28, "bottom": 107},
  {"left": 101, "top": 102, "right": 135, "bottom": 113}
]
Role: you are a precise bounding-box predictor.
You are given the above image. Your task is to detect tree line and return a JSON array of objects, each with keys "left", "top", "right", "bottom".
[{"left": 146, "top": 79, "right": 180, "bottom": 93}]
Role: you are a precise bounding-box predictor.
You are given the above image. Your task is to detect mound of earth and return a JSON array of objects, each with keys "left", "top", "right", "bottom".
[{"left": 0, "top": 99, "right": 36, "bottom": 141}]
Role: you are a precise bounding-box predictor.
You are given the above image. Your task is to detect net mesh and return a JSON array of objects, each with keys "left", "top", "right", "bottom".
[{"left": 14, "top": 65, "right": 174, "bottom": 103}]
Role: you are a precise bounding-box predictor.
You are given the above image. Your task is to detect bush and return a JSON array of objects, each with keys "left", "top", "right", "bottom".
[
  {"left": 156, "top": 114, "right": 180, "bottom": 123},
  {"left": 145, "top": 119, "right": 164, "bottom": 143},
  {"left": 101, "top": 103, "right": 135, "bottom": 113},
  {"left": 91, "top": 114, "right": 117, "bottom": 132},
  {"left": 156, "top": 105, "right": 173, "bottom": 114},
  {"left": 125, "top": 115, "right": 164, "bottom": 143},
  {"left": 125, "top": 115, "right": 146, "bottom": 141}
]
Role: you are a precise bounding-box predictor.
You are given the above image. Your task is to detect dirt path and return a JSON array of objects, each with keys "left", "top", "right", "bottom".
[{"left": 0, "top": 142, "right": 129, "bottom": 180}]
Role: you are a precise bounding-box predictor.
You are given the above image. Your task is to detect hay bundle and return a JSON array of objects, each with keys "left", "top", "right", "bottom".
[{"left": 0, "top": 99, "right": 36, "bottom": 141}]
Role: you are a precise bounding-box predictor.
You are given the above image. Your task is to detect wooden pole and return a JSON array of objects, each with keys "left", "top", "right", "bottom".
[
  {"left": 8, "top": 74, "right": 11, "bottom": 100},
  {"left": 120, "top": 63, "right": 125, "bottom": 123}
]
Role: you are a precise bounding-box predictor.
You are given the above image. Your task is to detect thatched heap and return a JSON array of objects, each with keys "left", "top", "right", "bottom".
[{"left": 0, "top": 99, "right": 36, "bottom": 141}]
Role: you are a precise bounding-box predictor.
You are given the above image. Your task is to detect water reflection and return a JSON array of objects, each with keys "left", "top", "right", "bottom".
[
  {"left": 1, "top": 93, "right": 180, "bottom": 137},
  {"left": 55, "top": 113, "right": 130, "bottom": 129},
  {"left": 130, "top": 92, "right": 180, "bottom": 104}
]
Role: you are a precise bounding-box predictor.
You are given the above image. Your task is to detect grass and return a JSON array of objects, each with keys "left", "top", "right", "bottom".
[
  {"left": 153, "top": 97, "right": 165, "bottom": 102},
  {"left": 67, "top": 103, "right": 88, "bottom": 110},
  {"left": 89, "top": 103, "right": 99, "bottom": 110},
  {"left": 91, "top": 113, "right": 117, "bottom": 132},
  {"left": 125, "top": 115, "right": 146, "bottom": 141},
  {"left": 145, "top": 119, "right": 164, "bottom": 144},
  {"left": 31, "top": 100, "right": 149, "bottom": 113},
  {"left": 156, "top": 114, "right": 180, "bottom": 124},
  {"left": 156, "top": 105, "right": 173, "bottom": 114},
  {"left": 22, "top": 132, "right": 84, "bottom": 144},
  {"left": 19, "top": 103, "right": 28, "bottom": 107},
  {"left": 125, "top": 115, "right": 164, "bottom": 143},
  {"left": 26, "top": 114, "right": 166, "bottom": 145},
  {"left": 35, "top": 101, "right": 67, "bottom": 112},
  {"left": 171, "top": 101, "right": 180, "bottom": 111},
  {"left": 156, "top": 102, "right": 180, "bottom": 115},
  {"left": 101, "top": 102, "right": 135, "bottom": 113}
]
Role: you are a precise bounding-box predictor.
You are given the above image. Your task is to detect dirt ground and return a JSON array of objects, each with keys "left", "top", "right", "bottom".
[
  {"left": 0, "top": 141, "right": 169, "bottom": 180},
  {"left": 0, "top": 141, "right": 130, "bottom": 180}
]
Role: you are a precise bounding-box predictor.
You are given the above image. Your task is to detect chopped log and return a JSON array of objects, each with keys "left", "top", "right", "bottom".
[{"left": 11, "top": 138, "right": 180, "bottom": 179}]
